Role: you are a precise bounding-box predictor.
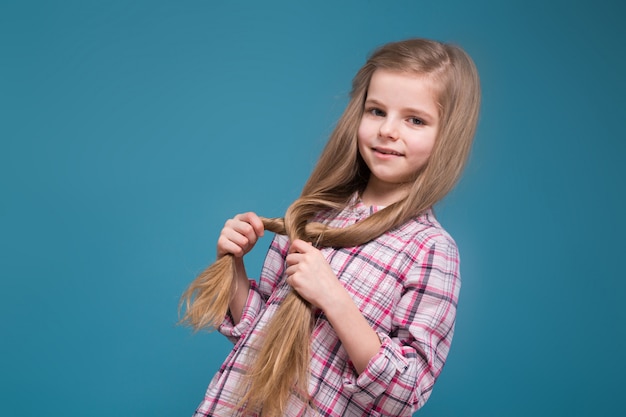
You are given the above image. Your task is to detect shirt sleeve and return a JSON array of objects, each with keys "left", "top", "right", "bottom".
[
  {"left": 342, "top": 236, "right": 461, "bottom": 415},
  {"left": 218, "top": 279, "right": 264, "bottom": 344},
  {"left": 217, "top": 233, "right": 290, "bottom": 344}
]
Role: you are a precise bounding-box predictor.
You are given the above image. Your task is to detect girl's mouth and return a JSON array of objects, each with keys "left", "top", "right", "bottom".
[{"left": 373, "top": 147, "right": 403, "bottom": 156}]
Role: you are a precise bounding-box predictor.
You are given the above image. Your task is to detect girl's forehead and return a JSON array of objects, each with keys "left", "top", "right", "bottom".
[
  {"left": 368, "top": 70, "right": 439, "bottom": 97},
  {"left": 370, "top": 68, "right": 441, "bottom": 89}
]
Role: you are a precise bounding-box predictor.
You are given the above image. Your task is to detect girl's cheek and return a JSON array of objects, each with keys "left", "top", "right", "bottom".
[{"left": 357, "top": 124, "right": 371, "bottom": 149}]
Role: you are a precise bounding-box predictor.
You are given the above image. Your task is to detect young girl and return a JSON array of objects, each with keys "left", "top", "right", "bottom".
[{"left": 181, "top": 38, "right": 480, "bottom": 416}]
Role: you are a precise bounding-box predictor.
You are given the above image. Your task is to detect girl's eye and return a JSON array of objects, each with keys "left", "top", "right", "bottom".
[
  {"left": 409, "top": 117, "right": 424, "bottom": 126},
  {"left": 368, "top": 108, "right": 385, "bottom": 117}
]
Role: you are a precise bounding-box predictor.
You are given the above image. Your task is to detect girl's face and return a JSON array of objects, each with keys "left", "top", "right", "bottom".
[{"left": 357, "top": 69, "right": 440, "bottom": 205}]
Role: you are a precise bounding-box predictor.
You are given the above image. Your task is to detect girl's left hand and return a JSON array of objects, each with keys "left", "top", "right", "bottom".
[{"left": 285, "top": 239, "right": 343, "bottom": 310}]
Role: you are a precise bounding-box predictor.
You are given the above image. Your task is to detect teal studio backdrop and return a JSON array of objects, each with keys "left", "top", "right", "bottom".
[{"left": 1, "top": 1, "right": 625, "bottom": 416}]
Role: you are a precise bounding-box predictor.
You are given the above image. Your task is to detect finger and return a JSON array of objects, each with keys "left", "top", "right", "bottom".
[
  {"left": 285, "top": 252, "right": 303, "bottom": 267},
  {"left": 236, "top": 212, "right": 265, "bottom": 238},
  {"left": 221, "top": 227, "right": 251, "bottom": 249},
  {"left": 290, "top": 239, "right": 313, "bottom": 254},
  {"left": 285, "top": 274, "right": 295, "bottom": 289},
  {"left": 217, "top": 217, "right": 256, "bottom": 257},
  {"left": 285, "top": 270, "right": 302, "bottom": 289},
  {"left": 226, "top": 218, "right": 258, "bottom": 248},
  {"left": 217, "top": 235, "right": 245, "bottom": 257}
]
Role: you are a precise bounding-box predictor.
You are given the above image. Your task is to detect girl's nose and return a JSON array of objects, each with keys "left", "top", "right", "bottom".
[{"left": 378, "top": 118, "right": 399, "bottom": 140}]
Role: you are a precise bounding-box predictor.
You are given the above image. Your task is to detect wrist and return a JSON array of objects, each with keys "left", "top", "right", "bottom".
[{"left": 319, "top": 283, "right": 352, "bottom": 318}]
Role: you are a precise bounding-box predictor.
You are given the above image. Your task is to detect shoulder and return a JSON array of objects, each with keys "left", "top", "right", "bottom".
[
  {"left": 386, "top": 210, "right": 460, "bottom": 277},
  {"left": 387, "top": 209, "right": 457, "bottom": 253}
]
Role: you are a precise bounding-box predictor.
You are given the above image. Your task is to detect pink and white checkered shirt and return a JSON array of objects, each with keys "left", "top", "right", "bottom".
[{"left": 193, "top": 198, "right": 461, "bottom": 416}]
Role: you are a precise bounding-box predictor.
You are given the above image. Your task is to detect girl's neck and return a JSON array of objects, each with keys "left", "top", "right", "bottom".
[{"left": 360, "top": 180, "right": 409, "bottom": 207}]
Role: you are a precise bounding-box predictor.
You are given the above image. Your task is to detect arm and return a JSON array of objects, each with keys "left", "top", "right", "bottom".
[
  {"left": 217, "top": 221, "right": 290, "bottom": 343},
  {"left": 344, "top": 238, "right": 460, "bottom": 414},
  {"left": 286, "top": 237, "right": 460, "bottom": 415},
  {"left": 285, "top": 239, "right": 381, "bottom": 373},
  {"left": 320, "top": 285, "right": 382, "bottom": 374},
  {"left": 228, "top": 256, "right": 251, "bottom": 325},
  {"left": 215, "top": 212, "right": 264, "bottom": 324}
]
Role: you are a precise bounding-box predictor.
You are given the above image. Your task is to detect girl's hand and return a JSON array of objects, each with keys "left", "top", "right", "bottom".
[
  {"left": 216, "top": 212, "right": 265, "bottom": 258},
  {"left": 285, "top": 239, "right": 343, "bottom": 310},
  {"left": 287, "top": 239, "right": 382, "bottom": 374}
]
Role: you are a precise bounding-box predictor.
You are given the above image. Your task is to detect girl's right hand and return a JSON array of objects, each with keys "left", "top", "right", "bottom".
[{"left": 216, "top": 212, "right": 265, "bottom": 259}]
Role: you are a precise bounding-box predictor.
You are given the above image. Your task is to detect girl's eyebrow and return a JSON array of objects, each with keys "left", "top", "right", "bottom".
[
  {"left": 364, "top": 98, "right": 437, "bottom": 123},
  {"left": 363, "top": 98, "right": 382, "bottom": 106}
]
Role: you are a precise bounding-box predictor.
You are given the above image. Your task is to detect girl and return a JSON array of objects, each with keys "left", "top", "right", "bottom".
[{"left": 181, "top": 38, "right": 480, "bottom": 416}]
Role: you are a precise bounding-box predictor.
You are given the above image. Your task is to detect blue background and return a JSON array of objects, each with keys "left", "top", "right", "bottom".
[{"left": 1, "top": 1, "right": 625, "bottom": 416}]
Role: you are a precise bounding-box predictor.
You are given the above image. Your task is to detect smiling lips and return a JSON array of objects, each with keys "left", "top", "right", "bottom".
[{"left": 373, "top": 147, "right": 404, "bottom": 157}]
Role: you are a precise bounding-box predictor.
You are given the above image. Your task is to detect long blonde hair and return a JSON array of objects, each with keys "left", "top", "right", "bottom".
[{"left": 180, "top": 38, "right": 480, "bottom": 416}]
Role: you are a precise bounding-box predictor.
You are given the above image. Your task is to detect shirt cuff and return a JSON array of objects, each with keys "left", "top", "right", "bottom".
[
  {"left": 342, "top": 333, "right": 409, "bottom": 403},
  {"left": 217, "top": 280, "right": 263, "bottom": 343}
]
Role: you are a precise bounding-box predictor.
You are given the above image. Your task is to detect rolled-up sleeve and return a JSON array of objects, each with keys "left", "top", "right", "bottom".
[
  {"left": 218, "top": 280, "right": 265, "bottom": 343},
  {"left": 343, "top": 237, "right": 461, "bottom": 415}
]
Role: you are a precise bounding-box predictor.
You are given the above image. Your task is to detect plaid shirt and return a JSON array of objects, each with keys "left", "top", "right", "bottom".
[{"left": 194, "top": 199, "right": 461, "bottom": 416}]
